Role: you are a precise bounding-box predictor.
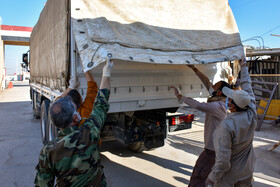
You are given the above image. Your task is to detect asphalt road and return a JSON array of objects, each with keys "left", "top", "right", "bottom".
[
  {"left": 0, "top": 81, "right": 200, "bottom": 187},
  {"left": 0, "top": 81, "right": 279, "bottom": 187},
  {"left": 0, "top": 81, "right": 42, "bottom": 186}
]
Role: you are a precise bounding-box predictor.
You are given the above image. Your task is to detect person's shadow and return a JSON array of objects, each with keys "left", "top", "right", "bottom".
[{"left": 101, "top": 140, "right": 192, "bottom": 186}]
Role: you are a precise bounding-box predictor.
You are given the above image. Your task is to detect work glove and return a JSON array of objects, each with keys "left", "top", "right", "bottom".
[
  {"left": 102, "top": 58, "right": 114, "bottom": 77},
  {"left": 69, "top": 76, "right": 80, "bottom": 89}
]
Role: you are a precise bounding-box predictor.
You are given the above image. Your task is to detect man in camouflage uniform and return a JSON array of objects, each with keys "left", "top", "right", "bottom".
[{"left": 34, "top": 60, "right": 113, "bottom": 186}]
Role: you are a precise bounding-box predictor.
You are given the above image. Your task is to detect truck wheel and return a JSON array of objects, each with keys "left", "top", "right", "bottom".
[
  {"left": 127, "top": 142, "right": 147, "bottom": 153},
  {"left": 30, "top": 87, "right": 32, "bottom": 100},
  {"left": 40, "top": 100, "right": 50, "bottom": 145},
  {"left": 47, "top": 116, "right": 58, "bottom": 142},
  {"left": 33, "top": 108, "right": 40, "bottom": 119}
]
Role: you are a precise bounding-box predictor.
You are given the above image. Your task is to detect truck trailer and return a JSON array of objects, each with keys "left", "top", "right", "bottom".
[{"left": 23, "top": 0, "right": 243, "bottom": 152}]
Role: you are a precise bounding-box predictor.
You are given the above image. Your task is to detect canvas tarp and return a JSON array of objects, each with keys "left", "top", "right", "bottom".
[
  {"left": 30, "top": 0, "right": 69, "bottom": 90},
  {"left": 71, "top": 0, "right": 244, "bottom": 72},
  {"left": 30, "top": 0, "right": 243, "bottom": 89}
]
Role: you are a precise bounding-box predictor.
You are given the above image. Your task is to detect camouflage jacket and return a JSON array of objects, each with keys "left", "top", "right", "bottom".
[{"left": 34, "top": 89, "right": 110, "bottom": 187}]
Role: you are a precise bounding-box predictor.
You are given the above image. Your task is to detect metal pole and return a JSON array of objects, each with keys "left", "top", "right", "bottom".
[{"left": 270, "top": 34, "right": 280, "bottom": 37}]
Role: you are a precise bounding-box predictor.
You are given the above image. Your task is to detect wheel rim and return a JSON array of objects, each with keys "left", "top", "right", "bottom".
[
  {"left": 41, "top": 112, "right": 46, "bottom": 139},
  {"left": 48, "top": 123, "right": 53, "bottom": 142}
]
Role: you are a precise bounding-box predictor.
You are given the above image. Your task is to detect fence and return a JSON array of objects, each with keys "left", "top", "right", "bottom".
[{"left": 247, "top": 59, "right": 280, "bottom": 99}]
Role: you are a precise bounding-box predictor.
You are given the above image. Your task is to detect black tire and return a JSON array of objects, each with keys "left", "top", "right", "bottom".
[
  {"left": 40, "top": 100, "right": 50, "bottom": 145},
  {"left": 127, "top": 142, "right": 147, "bottom": 153},
  {"left": 29, "top": 87, "right": 32, "bottom": 100},
  {"left": 47, "top": 114, "right": 58, "bottom": 142},
  {"left": 33, "top": 108, "right": 40, "bottom": 119}
]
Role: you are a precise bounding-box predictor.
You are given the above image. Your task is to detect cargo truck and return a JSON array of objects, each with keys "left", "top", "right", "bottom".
[{"left": 23, "top": 0, "right": 243, "bottom": 152}]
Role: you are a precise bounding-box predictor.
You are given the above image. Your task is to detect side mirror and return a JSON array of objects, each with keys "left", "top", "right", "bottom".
[{"left": 22, "top": 53, "right": 28, "bottom": 63}]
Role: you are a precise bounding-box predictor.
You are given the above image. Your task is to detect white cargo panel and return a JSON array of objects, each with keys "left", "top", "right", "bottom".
[{"left": 76, "top": 60, "right": 229, "bottom": 113}]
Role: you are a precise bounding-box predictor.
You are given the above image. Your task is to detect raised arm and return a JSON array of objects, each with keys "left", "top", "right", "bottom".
[
  {"left": 100, "top": 59, "right": 113, "bottom": 89},
  {"left": 239, "top": 57, "right": 255, "bottom": 101},
  {"left": 170, "top": 86, "right": 226, "bottom": 119},
  {"left": 60, "top": 70, "right": 94, "bottom": 99},
  {"left": 188, "top": 65, "right": 213, "bottom": 91},
  {"left": 87, "top": 89, "right": 110, "bottom": 130},
  {"left": 59, "top": 77, "right": 80, "bottom": 98},
  {"left": 86, "top": 59, "right": 114, "bottom": 129},
  {"left": 84, "top": 71, "right": 94, "bottom": 82},
  {"left": 78, "top": 71, "right": 98, "bottom": 122}
]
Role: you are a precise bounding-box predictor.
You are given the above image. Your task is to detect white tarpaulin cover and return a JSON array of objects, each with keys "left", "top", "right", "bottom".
[
  {"left": 71, "top": 0, "right": 243, "bottom": 72},
  {"left": 30, "top": 0, "right": 243, "bottom": 89}
]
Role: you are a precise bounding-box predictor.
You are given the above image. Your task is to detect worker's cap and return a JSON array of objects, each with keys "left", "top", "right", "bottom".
[{"left": 222, "top": 87, "right": 250, "bottom": 109}]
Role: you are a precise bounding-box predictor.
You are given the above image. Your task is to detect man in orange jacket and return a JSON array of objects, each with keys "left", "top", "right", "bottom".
[{"left": 57, "top": 70, "right": 98, "bottom": 126}]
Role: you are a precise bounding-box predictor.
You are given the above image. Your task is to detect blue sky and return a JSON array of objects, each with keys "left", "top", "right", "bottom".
[
  {"left": 1, "top": 0, "right": 280, "bottom": 74},
  {"left": 229, "top": 0, "right": 280, "bottom": 48}
]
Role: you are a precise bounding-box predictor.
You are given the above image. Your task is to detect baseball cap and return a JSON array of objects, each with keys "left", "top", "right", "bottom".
[{"left": 222, "top": 87, "right": 250, "bottom": 109}]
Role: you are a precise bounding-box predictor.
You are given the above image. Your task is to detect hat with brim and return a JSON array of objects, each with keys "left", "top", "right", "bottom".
[{"left": 222, "top": 87, "right": 250, "bottom": 109}]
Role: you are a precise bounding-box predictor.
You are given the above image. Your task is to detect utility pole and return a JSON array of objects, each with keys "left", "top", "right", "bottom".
[{"left": 16, "top": 58, "right": 18, "bottom": 75}]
